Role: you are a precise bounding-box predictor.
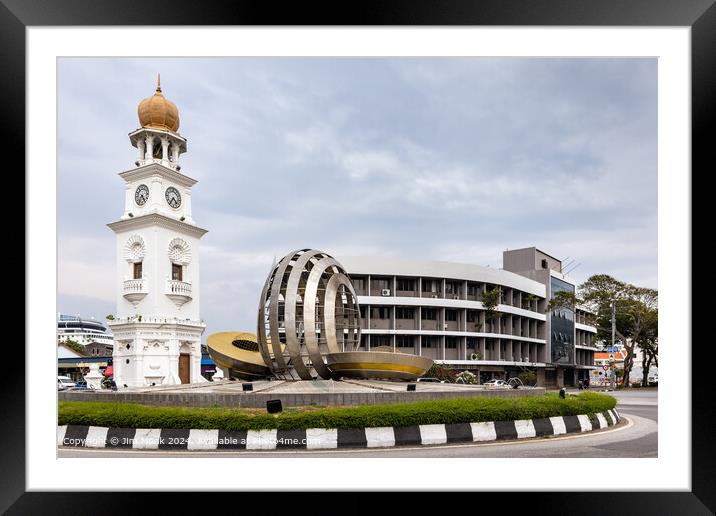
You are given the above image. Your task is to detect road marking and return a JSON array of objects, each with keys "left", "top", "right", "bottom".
[
  {"left": 246, "top": 429, "right": 277, "bottom": 450},
  {"left": 549, "top": 416, "right": 567, "bottom": 435},
  {"left": 365, "top": 427, "right": 395, "bottom": 448},
  {"left": 132, "top": 429, "right": 161, "bottom": 450},
  {"left": 419, "top": 424, "right": 447, "bottom": 445},
  {"left": 577, "top": 414, "right": 592, "bottom": 432},
  {"left": 59, "top": 415, "right": 636, "bottom": 456},
  {"left": 470, "top": 421, "right": 497, "bottom": 441},
  {"left": 596, "top": 413, "right": 609, "bottom": 429},
  {"left": 514, "top": 419, "right": 536, "bottom": 439},
  {"left": 188, "top": 429, "right": 219, "bottom": 450},
  {"left": 57, "top": 425, "right": 67, "bottom": 447},
  {"left": 86, "top": 426, "right": 109, "bottom": 448},
  {"left": 306, "top": 428, "right": 338, "bottom": 449}
]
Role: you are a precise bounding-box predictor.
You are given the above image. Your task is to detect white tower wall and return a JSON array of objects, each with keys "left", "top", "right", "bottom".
[{"left": 107, "top": 83, "right": 208, "bottom": 389}]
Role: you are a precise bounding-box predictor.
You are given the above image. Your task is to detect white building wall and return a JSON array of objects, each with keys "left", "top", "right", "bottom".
[{"left": 114, "top": 225, "right": 201, "bottom": 321}]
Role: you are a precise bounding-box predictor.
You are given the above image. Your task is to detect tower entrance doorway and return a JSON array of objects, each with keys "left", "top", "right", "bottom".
[{"left": 179, "top": 353, "right": 191, "bottom": 384}]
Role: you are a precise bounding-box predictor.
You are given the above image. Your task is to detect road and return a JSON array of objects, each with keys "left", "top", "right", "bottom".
[{"left": 58, "top": 388, "right": 657, "bottom": 458}]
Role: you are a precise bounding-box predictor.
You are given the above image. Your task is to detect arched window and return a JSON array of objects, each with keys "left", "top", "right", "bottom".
[{"left": 152, "top": 137, "right": 162, "bottom": 159}]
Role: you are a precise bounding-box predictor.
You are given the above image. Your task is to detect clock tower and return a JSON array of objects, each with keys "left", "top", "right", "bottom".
[{"left": 107, "top": 76, "right": 208, "bottom": 388}]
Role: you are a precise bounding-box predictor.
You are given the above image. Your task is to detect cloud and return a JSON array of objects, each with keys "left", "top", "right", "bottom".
[{"left": 57, "top": 57, "right": 657, "bottom": 335}]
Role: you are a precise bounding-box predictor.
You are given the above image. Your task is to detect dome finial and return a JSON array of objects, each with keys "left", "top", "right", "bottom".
[{"left": 138, "top": 75, "right": 180, "bottom": 132}]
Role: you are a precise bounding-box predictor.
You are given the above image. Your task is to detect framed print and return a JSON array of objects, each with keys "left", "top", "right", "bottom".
[{"left": 4, "top": 0, "right": 711, "bottom": 513}]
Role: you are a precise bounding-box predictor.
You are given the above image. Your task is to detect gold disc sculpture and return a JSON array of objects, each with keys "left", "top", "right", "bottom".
[{"left": 207, "top": 331, "right": 271, "bottom": 380}]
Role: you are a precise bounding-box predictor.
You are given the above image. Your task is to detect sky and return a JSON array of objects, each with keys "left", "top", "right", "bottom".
[{"left": 57, "top": 57, "right": 657, "bottom": 337}]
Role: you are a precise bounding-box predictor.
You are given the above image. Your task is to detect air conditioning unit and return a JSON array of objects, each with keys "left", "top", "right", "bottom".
[
  {"left": 431, "top": 294, "right": 438, "bottom": 298},
  {"left": 381, "top": 289, "right": 391, "bottom": 296},
  {"left": 444, "top": 323, "right": 448, "bottom": 330},
  {"left": 453, "top": 295, "right": 460, "bottom": 300}
]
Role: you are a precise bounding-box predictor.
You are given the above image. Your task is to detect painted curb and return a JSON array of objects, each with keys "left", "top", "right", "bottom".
[{"left": 57, "top": 409, "right": 620, "bottom": 451}]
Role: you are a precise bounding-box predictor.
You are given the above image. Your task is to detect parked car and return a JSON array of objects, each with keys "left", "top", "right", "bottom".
[
  {"left": 417, "top": 377, "right": 445, "bottom": 383},
  {"left": 67, "top": 380, "right": 89, "bottom": 391},
  {"left": 647, "top": 373, "right": 658, "bottom": 385},
  {"left": 483, "top": 379, "right": 509, "bottom": 388},
  {"left": 57, "top": 376, "right": 76, "bottom": 390}
]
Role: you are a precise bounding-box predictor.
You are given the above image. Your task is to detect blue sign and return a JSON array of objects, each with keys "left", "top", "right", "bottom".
[{"left": 606, "top": 346, "right": 619, "bottom": 352}]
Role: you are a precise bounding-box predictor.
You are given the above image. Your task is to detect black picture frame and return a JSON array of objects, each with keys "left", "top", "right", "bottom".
[{"left": 5, "top": 0, "right": 709, "bottom": 513}]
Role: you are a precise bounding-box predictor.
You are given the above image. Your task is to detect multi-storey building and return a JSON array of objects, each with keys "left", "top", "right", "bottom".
[{"left": 339, "top": 247, "right": 597, "bottom": 388}]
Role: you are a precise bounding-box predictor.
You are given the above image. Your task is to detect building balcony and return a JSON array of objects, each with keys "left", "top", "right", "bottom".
[
  {"left": 166, "top": 279, "right": 192, "bottom": 307},
  {"left": 123, "top": 278, "right": 148, "bottom": 306}
]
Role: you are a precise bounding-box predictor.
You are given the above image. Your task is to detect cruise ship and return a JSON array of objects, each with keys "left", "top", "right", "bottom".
[{"left": 57, "top": 314, "right": 114, "bottom": 348}]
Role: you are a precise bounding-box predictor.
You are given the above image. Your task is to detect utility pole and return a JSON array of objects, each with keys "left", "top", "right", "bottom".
[
  {"left": 611, "top": 301, "right": 616, "bottom": 349},
  {"left": 610, "top": 301, "right": 616, "bottom": 390}
]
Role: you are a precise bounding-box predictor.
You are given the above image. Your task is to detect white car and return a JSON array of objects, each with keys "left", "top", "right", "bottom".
[
  {"left": 58, "top": 375, "right": 76, "bottom": 391},
  {"left": 483, "top": 379, "right": 509, "bottom": 388},
  {"left": 647, "top": 373, "right": 658, "bottom": 385}
]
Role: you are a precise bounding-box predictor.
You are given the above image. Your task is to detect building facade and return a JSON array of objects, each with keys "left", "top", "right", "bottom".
[
  {"left": 107, "top": 78, "right": 208, "bottom": 388},
  {"left": 340, "top": 247, "right": 597, "bottom": 387}
]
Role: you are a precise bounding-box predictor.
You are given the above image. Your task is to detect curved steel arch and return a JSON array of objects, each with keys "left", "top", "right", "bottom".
[{"left": 256, "top": 249, "right": 362, "bottom": 380}]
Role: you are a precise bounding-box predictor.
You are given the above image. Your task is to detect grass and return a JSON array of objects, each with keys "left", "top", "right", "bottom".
[{"left": 58, "top": 392, "right": 616, "bottom": 431}]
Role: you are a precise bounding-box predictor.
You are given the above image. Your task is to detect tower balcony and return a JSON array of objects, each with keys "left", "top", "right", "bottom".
[
  {"left": 123, "top": 278, "right": 148, "bottom": 306},
  {"left": 166, "top": 279, "right": 192, "bottom": 307}
]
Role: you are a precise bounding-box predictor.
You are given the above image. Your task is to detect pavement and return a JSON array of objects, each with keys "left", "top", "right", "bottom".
[
  {"left": 57, "top": 388, "right": 657, "bottom": 458},
  {"left": 107, "top": 378, "right": 541, "bottom": 394}
]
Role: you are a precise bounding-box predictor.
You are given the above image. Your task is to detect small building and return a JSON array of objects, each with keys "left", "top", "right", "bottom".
[
  {"left": 82, "top": 342, "right": 114, "bottom": 357},
  {"left": 58, "top": 342, "right": 84, "bottom": 359},
  {"left": 591, "top": 349, "right": 628, "bottom": 387},
  {"left": 58, "top": 352, "right": 112, "bottom": 382}
]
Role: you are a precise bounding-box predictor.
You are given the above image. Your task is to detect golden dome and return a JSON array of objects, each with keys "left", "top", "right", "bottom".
[{"left": 137, "top": 75, "right": 180, "bottom": 132}]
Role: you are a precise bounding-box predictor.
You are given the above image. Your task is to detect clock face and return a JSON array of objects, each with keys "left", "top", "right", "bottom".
[
  {"left": 134, "top": 184, "right": 149, "bottom": 206},
  {"left": 165, "top": 186, "right": 182, "bottom": 209}
]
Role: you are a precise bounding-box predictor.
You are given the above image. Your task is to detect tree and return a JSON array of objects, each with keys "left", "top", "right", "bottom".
[
  {"left": 523, "top": 293, "right": 539, "bottom": 310},
  {"left": 641, "top": 324, "right": 658, "bottom": 386},
  {"left": 482, "top": 286, "right": 502, "bottom": 332},
  {"left": 425, "top": 363, "right": 457, "bottom": 383},
  {"left": 517, "top": 368, "right": 537, "bottom": 386},
  {"left": 62, "top": 339, "right": 86, "bottom": 356},
  {"left": 578, "top": 276, "right": 658, "bottom": 389}
]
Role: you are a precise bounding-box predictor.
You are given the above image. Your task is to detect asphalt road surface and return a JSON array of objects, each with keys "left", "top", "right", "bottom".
[{"left": 58, "top": 388, "right": 657, "bottom": 459}]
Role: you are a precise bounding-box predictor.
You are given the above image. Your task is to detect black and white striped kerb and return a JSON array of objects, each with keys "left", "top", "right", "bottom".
[{"left": 57, "top": 409, "right": 620, "bottom": 451}]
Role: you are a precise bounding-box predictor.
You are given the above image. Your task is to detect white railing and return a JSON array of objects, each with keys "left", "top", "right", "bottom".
[
  {"left": 108, "top": 316, "right": 204, "bottom": 326},
  {"left": 123, "top": 278, "right": 147, "bottom": 294},
  {"left": 167, "top": 279, "right": 192, "bottom": 297}
]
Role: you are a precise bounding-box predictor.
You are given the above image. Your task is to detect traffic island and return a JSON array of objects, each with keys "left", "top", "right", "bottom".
[
  {"left": 57, "top": 392, "right": 619, "bottom": 450},
  {"left": 57, "top": 408, "right": 621, "bottom": 450}
]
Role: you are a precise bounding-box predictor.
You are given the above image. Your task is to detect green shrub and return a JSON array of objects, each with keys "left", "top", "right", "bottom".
[
  {"left": 62, "top": 339, "right": 85, "bottom": 355},
  {"left": 58, "top": 392, "right": 616, "bottom": 431},
  {"left": 425, "top": 363, "right": 457, "bottom": 383},
  {"left": 518, "top": 370, "right": 537, "bottom": 386}
]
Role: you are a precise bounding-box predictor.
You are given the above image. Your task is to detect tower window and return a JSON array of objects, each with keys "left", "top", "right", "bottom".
[
  {"left": 172, "top": 263, "right": 183, "bottom": 281},
  {"left": 133, "top": 262, "right": 143, "bottom": 279}
]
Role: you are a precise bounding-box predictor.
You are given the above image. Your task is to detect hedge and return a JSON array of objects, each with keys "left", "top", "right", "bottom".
[{"left": 58, "top": 392, "right": 616, "bottom": 432}]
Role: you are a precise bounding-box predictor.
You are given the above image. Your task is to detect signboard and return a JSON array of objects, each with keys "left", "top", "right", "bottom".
[
  {"left": 602, "top": 365, "right": 609, "bottom": 371},
  {"left": 606, "top": 346, "right": 619, "bottom": 352},
  {"left": 590, "top": 369, "right": 610, "bottom": 386}
]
